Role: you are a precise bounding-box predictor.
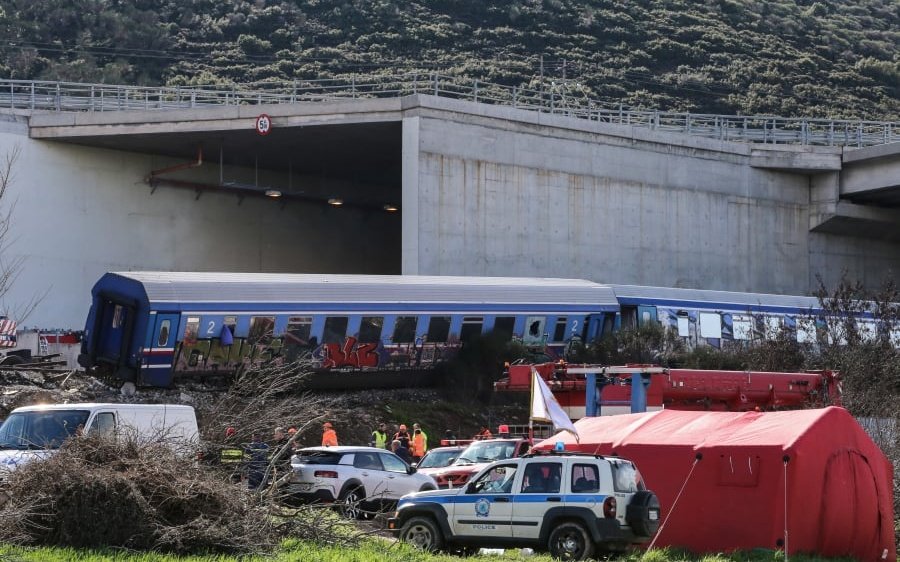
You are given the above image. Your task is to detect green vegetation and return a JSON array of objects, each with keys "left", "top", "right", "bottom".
[
  {"left": 0, "top": 543, "right": 857, "bottom": 562},
  {"left": 0, "top": 0, "right": 897, "bottom": 119}
]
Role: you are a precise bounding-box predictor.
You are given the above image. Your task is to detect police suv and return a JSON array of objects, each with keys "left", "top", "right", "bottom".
[{"left": 388, "top": 452, "right": 660, "bottom": 560}]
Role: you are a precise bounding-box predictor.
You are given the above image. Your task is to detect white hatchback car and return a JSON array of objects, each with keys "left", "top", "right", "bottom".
[{"left": 286, "top": 446, "right": 437, "bottom": 518}]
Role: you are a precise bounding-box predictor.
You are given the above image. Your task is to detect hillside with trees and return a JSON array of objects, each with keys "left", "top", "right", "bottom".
[{"left": 0, "top": 0, "right": 897, "bottom": 119}]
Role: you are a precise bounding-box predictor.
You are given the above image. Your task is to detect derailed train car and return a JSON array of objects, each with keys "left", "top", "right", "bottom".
[
  {"left": 77, "top": 272, "right": 618, "bottom": 388},
  {"left": 78, "top": 272, "right": 898, "bottom": 389}
]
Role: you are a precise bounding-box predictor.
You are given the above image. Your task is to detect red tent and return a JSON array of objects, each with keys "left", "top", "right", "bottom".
[{"left": 536, "top": 407, "right": 896, "bottom": 561}]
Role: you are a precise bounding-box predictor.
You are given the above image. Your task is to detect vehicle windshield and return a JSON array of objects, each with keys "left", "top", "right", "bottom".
[
  {"left": 456, "top": 441, "right": 516, "bottom": 464},
  {"left": 418, "top": 448, "right": 462, "bottom": 469},
  {"left": 0, "top": 410, "right": 90, "bottom": 450}
]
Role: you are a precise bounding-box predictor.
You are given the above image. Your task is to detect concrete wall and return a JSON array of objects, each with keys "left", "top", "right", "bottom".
[
  {"left": 0, "top": 121, "right": 399, "bottom": 329},
  {"left": 402, "top": 100, "right": 900, "bottom": 294}
]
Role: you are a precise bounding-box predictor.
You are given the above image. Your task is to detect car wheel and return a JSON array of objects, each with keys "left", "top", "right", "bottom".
[
  {"left": 625, "top": 491, "right": 661, "bottom": 537},
  {"left": 548, "top": 521, "right": 594, "bottom": 561},
  {"left": 400, "top": 516, "right": 444, "bottom": 552},
  {"left": 338, "top": 486, "right": 366, "bottom": 520}
]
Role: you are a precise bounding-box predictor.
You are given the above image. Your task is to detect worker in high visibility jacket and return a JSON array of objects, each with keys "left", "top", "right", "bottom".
[
  {"left": 411, "top": 423, "right": 427, "bottom": 462},
  {"left": 219, "top": 427, "right": 246, "bottom": 483},
  {"left": 322, "top": 421, "right": 338, "bottom": 447},
  {"left": 370, "top": 422, "right": 388, "bottom": 449}
]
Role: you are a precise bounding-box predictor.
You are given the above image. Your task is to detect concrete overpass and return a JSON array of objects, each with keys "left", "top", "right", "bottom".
[{"left": 2, "top": 84, "right": 899, "bottom": 328}]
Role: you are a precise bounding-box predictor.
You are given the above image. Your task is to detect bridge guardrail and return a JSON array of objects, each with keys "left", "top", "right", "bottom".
[{"left": 1, "top": 75, "right": 896, "bottom": 147}]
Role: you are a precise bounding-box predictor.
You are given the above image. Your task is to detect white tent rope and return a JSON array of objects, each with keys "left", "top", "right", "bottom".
[
  {"left": 644, "top": 454, "right": 702, "bottom": 555},
  {"left": 783, "top": 455, "right": 790, "bottom": 562}
]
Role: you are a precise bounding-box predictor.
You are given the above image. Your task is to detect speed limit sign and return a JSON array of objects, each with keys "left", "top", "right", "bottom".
[{"left": 255, "top": 114, "right": 272, "bottom": 136}]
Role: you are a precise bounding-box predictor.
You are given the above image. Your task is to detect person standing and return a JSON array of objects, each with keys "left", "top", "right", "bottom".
[
  {"left": 370, "top": 422, "right": 388, "bottom": 449},
  {"left": 245, "top": 433, "right": 269, "bottom": 490},
  {"left": 391, "top": 439, "right": 412, "bottom": 464},
  {"left": 475, "top": 425, "right": 493, "bottom": 440},
  {"left": 270, "top": 426, "right": 293, "bottom": 482},
  {"left": 322, "top": 421, "right": 338, "bottom": 447},
  {"left": 220, "top": 427, "right": 245, "bottom": 483},
  {"left": 393, "top": 424, "right": 411, "bottom": 448},
  {"left": 411, "top": 423, "right": 428, "bottom": 463}
]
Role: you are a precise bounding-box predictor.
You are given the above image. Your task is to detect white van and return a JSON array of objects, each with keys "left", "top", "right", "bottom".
[{"left": 0, "top": 403, "right": 199, "bottom": 479}]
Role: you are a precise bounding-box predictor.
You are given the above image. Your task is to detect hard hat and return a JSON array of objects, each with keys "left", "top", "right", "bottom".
[
  {"left": 225, "top": 427, "right": 236, "bottom": 438},
  {"left": 498, "top": 424, "right": 509, "bottom": 433}
]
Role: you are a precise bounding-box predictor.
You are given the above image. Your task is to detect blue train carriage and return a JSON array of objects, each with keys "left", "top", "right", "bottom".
[
  {"left": 607, "top": 284, "right": 881, "bottom": 347},
  {"left": 78, "top": 272, "right": 620, "bottom": 388}
]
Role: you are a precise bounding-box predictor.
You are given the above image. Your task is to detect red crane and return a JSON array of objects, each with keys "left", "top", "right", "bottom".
[{"left": 494, "top": 361, "right": 841, "bottom": 419}]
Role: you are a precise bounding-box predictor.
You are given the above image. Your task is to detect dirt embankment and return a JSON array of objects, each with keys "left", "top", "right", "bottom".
[{"left": 0, "top": 369, "right": 531, "bottom": 447}]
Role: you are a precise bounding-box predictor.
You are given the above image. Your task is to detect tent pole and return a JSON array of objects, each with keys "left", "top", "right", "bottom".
[{"left": 783, "top": 455, "right": 791, "bottom": 562}]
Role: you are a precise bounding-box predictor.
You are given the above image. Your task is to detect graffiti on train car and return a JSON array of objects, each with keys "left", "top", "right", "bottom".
[{"left": 170, "top": 334, "right": 466, "bottom": 374}]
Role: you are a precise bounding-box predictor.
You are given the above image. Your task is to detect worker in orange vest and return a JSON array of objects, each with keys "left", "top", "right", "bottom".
[
  {"left": 411, "top": 423, "right": 428, "bottom": 462},
  {"left": 321, "top": 421, "right": 338, "bottom": 447}
]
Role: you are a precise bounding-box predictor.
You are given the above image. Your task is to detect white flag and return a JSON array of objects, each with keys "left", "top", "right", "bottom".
[{"left": 530, "top": 367, "right": 579, "bottom": 442}]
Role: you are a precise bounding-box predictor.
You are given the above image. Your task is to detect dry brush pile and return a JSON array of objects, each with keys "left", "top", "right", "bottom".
[{"left": 0, "top": 360, "right": 362, "bottom": 555}]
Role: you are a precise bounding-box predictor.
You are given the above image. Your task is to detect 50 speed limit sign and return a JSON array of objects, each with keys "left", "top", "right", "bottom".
[{"left": 255, "top": 114, "right": 272, "bottom": 136}]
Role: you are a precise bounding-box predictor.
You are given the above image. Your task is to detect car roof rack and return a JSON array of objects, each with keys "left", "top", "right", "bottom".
[{"left": 522, "top": 450, "right": 606, "bottom": 459}]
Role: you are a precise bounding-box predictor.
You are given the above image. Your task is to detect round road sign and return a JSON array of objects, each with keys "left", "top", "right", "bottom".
[{"left": 255, "top": 113, "right": 272, "bottom": 136}]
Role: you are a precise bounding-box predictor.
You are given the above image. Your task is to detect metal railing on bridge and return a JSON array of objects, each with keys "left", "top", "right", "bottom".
[{"left": 2, "top": 74, "right": 896, "bottom": 148}]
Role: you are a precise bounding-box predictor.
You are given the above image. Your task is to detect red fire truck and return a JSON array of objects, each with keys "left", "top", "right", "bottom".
[{"left": 494, "top": 361, "right": 841, "bottom": 419}]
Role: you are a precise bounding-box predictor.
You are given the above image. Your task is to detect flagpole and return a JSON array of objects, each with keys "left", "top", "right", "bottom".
[{"left": 529, "top": 369, "right": 534, "bottom": 445}]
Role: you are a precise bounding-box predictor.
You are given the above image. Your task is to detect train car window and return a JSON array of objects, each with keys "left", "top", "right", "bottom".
[
  {"left": 427, "top": 316, "right": 451, "bottom": 343},
  {"left": 763, "top": 316, "right": 783, "bottom": 340},
  {"left": 621, "top": 307, "right": 637, "bottom": 330},
  {"left": 323, "top": 317, "right": 349, "bottom": 344},
  {"left": 856, "top": 321, "right": 876, "bottom": 342},
  {"left": 493, "top": 316, "right": 515, "bottom": 341},
  {"left": 677, "top": 315, "right": 690, "bottom": 337},
  {"left": 732, "top": 315, "right": 753, "bottom": 341},
  {"left": 523, "top": 316, "right": 546, "bottom": 346},
  {"left": 157, "top": 320, "right": 171, "bottom": 347},
  {"left": 249, "top": 316, "right": 275, "bottom": 345},
  {"left": 286, "top": 317, "right": 312, "bottom": 345},
  {"left": 112, "top": 305, "right": 124, "bottom": 329},
  {"left": 796, "top": 317, "right": 817, "bottom": 344},
  {"left": 223, "top": 316, "right": 237, "bottom": 336},
  {"left": 553, "top": 317, "right": 567, "bottom": 342},
  {"left": 827, "top": 320, "right": 847, "bottom": 345},
  {"left": 699, "top": 312, "right": 722, "bottom": 339},
  {"left": 392, "top": 316, "right": 417, "bottom": 343},
  {"left": 460, "top": 317, "right": 484, "bottom": 343},
  {"left": 359, "top": 316, "right": 384, "bottom": 344},
  {"left": 890, "top": 327, "right": 900, "bottom": 348},
  {"left": 184, "top": 317, "right": 200, "bottom": 345},
  {"left": 601, "top": 313, "right": 615, "bottom": 337}
]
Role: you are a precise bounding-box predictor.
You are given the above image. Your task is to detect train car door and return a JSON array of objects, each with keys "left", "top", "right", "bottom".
[
  {"left": 637, "top": 305, "right": 658, "bottom": 326},
  {"left": 141, "top": 312, "right": 179, "bottom": 387},
  {"left": 95, "top": 297, "right": 134, "bottom": 368}
]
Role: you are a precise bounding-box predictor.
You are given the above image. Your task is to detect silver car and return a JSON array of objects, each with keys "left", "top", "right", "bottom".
[{"left": 286, "top": 446, "right": 437, "bottom": 518}]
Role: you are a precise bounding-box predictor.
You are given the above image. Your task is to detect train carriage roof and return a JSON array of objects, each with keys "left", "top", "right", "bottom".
[
  {"left": 97, "top": 272, "right": 619, "bottom": 310},
  {"left": 609, "top": 284, "right": 821, "bottom": 313}
]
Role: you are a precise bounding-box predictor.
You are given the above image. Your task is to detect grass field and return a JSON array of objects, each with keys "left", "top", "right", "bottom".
[{"left": 0, "top": 542, "right": 851, "bottom": 562}]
